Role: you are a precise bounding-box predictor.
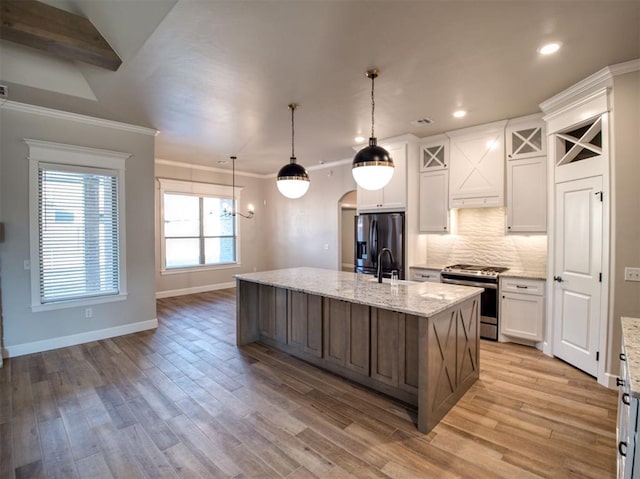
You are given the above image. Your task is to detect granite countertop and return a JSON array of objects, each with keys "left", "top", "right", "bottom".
[
  {"left": 622, "top": 317, "right": 640, "bottom": 398},
  {"left": 235, "top": 267, "right": 483, "bottom": 318},
  {"left": 500, "top": 270, "right": 547, "bottom": 280}
]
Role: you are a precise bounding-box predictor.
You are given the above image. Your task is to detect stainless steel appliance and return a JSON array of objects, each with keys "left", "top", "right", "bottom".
[
  {"left": 355, "top": 212, "right": 404, "bottom": 279},
  {"left": 440, "top": 264, "right": 509, "bottom": 341}
]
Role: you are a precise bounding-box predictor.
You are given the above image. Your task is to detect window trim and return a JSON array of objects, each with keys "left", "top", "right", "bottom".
[
  {"left": 26, "top": 139, "right": 130, "bottom": 312},
  {"left": 158, "top": 178, "right": 242, "bottom": 274}
]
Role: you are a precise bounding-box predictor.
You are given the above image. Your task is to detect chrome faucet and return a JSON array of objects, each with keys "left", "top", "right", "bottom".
[{"left": 377, "top": 248, "right": 394, "bottom": 283}]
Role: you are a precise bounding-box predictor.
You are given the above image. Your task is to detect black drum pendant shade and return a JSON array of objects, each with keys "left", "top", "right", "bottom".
[
  {"left": 276, "top": 103, "right": 310, "bottom": 199},
  {"left": 351, "top": 69, "right": 394, "bottom": 191}
]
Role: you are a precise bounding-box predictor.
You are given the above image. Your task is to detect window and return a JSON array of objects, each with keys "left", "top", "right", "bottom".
[
  {"left": 27, "top": 139, "right": 129, "bottom": 311},
  {"left": 159, "top": 179, "right": 240, "bottom": 272}
]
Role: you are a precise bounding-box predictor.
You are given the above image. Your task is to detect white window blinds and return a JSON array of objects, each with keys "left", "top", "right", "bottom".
[{"left": 38, "top": 164, "right": 120, "bottom": 303}]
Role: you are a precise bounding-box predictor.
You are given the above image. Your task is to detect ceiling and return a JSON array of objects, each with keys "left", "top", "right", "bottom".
[{"left": 1, "top": 1, "right": 639, "bottom": 175}]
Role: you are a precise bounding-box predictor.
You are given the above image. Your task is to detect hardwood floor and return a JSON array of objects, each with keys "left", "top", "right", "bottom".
[{"left": 0, "top": 288, "right": 618, "bottom": 478}]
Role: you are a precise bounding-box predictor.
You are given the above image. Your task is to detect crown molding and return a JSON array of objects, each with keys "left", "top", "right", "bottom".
[
  {"left": 540, "top": 59, "right": 639, "bottom": 114},
  {"left": 1, "top": 100, "right": 158, "bottom": 136}
]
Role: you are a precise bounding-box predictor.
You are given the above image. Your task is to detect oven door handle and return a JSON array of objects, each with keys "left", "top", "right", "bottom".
[{"left": 442, "top": 278, "right": 497, "bottom": 289}]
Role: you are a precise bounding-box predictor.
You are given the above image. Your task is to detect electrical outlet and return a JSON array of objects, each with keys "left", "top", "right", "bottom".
[
  {"left": 0, "top": 85, "right": 7, "bottom": 98},
  {"left": 625, "top": 267, "right": 640, "bottom": 282},
  {"left": 24, "top": 260, "right": 31, "bottom": 270},
  {"left": 85, "top": 308, "right": 93, "bottom": 318}
]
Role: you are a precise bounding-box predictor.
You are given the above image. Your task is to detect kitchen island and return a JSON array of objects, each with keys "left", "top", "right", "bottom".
[{"left": 235, "top": 267, "right": 482, "bottom": 433}]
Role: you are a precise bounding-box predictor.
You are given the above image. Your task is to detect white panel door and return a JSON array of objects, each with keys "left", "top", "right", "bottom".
[{"left": 553, "top": 176, "right": 603, "bottom": 376}]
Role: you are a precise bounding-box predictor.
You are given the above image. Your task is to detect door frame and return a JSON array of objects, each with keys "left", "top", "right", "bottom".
[
  {"left": 336, "top": 190, "right": 357, "bottom": 273},
  {"left": 543, "top": 87, "right": 612, "bottom": 387}
]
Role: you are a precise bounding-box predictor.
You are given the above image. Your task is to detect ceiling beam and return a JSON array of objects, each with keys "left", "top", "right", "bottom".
[{"left": 0, "top": 0, "right": 122, "bottom": 71}]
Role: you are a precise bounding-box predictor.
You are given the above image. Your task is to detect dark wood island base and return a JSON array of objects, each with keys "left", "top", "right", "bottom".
[{"left": 236, "top": 276, "right": 480, "bottom": 433}]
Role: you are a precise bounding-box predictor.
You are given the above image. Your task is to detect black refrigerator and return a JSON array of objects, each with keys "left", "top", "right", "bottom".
[{"left": 354, "top": 212, "right": 405, "bottom": 280}]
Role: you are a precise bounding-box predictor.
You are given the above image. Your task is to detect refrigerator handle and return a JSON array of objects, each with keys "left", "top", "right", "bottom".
[{"left": 371, "top": 219, "right": 378, "bottom": 264}]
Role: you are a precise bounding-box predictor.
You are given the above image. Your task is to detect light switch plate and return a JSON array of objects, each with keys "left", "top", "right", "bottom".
[{"left": 625, "top": 267, "right": 640, "bottom": 282}]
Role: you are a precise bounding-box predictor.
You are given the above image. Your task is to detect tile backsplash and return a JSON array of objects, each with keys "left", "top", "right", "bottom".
[{"left": 426, "top": 207, "right": 547, "bottom": 273}]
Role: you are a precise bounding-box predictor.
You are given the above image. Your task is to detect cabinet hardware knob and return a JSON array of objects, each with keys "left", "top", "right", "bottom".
[
  {"left": 507, "top": 226, "right": 511, "bottom": 229},
  {"left": 622, "top": 393, "right": 631, "bottom": 406},
  {"left": 553, "top": 275, "right": 564, "bottom": 283},
  {"left": 502, "top": 295, "right": 505, "bottom": 299},
  {"left": 444, "top": 226, "right": 447, "bottom": 230},
  {"left": 620, "top": 353, "right": 627, "bottom": 361},
  {"left": 619, "top": 441, "right": 627, "bottom": 457},
  {"left": 617, "top": 377, "right": 624, "bottom": 387}
]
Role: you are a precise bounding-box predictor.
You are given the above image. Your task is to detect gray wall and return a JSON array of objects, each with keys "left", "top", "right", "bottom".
[
  {"left": 264, "top": 162, "right": 356, "bottom": 271},
  {"left": 0, "top": 107, "right": 156, "bottom": 351},
  {"left": 609, "top": 71, "right": 640, "bottom": 372},
  {"left": 154, "top": 162, "right": 269, "bottom": 295}
]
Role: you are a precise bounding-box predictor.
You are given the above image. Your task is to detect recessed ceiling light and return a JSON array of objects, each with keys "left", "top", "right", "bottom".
[
  {"left": 354, "top": 136, "right": 365, "bottom": 143},
  {"left": 539, "top": 42, "right": 561, "bottom": 55},
  {"left": 453, "top": 110, "right": 467, "bottom": 118}
]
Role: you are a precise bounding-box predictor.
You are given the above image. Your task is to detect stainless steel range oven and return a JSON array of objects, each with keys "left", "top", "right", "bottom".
[{"left": 440, "top": 264, "right": 509, "bottom": 341}]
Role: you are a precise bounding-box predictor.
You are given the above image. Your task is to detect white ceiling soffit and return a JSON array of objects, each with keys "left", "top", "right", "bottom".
[
  {"left": 0, "top": 42, "right": 97, "bottom": 100},
  {"left": 4, "top": 1, "right": 640, "bottom": 176}
]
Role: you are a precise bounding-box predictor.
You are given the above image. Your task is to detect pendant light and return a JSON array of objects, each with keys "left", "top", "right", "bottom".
[
  {"left": 277, "top": 103, "right": 310, "bottom": 199},
  {"left": 352, "top": 69, "right": 394, "bottom": 190},
  {"left": 222, "top": 156, "right": 254, "bottom": 219}
]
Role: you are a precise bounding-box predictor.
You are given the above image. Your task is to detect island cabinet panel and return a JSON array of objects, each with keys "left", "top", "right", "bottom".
[
  {"left": 371, "top": 310, "right": 420, "bottom": 394},
  {"left": 348, "top": 303, "right": 370, "bottom": 375},
  {"left": 323, "top": 298, "right": 349, "bottom": 366},
  {"left": 236, "top": 280, "right": 260, "bottom": 345},
  {"left": 258, "top": 284, "right": 287, "bottom": 343},
  {"left": 371, "top": 309, "right": 399, "bottom": 386},
  {"left": 399, "top": 314, "right": 420, "bottom": 394},
  {"left": 288, "top": 291, "right": 323, "bottom": 358},
  {"left": 323, "top": 298, "right": 370, "bottom": 375},
  {"left": 419, "top": 296, "right": 480, "bottom": 432}
]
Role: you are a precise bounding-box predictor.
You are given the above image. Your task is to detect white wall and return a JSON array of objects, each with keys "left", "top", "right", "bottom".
[
  {"left": 425, "top": 207, "right": 547, "bottom": 273},
  {"left": 0, "top": 106, "right": 157, "bottom": 356},
  {"left": 154, "top": 162, "right": 269, "bottom": 297},
  {"left": 608, "top": 70, "right": 640, "bottom": 372},
  {"left": 264, "top": 162, "right": 356, "bottom": 271}
]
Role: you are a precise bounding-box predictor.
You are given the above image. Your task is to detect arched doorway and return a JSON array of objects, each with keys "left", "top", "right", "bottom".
[{"left": 338, "top": 191, "right": 357, "bottom": 272}]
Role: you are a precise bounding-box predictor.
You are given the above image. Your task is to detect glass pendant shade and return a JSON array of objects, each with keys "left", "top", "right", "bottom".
[
  {"left": 352, "top": 138, "right": 394, "bottom": 190},
  {"left": 276, "top": 159, "right": 310, "bottom": 199}
]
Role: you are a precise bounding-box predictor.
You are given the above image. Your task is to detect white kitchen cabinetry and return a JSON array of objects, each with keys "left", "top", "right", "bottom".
[
  {"left": 506, "top": 115, "right": 546, "bottom": 160},
  {"left": 499, "top": 277, "right": 545, "bottom": 342},
  {"left": 357, "top": 142, "right": 407, "bottom": 212},
  {"left": 506, "top": 155, "right": 547, "bottom": 233},
  {"left": 410, "top": 267, "right": 441, "bottom": 283},
  {"left": 419, "top": 136, "right": 450, "bottom": 233},
  {"left": 447, "top": 120, "right": 507, "bottom": 208},
  {"left": 505, "top": 115, "right": 547, "bottom": 233},
  {"left": 617, "top": 338, "right": 640, "bottom": 479}
]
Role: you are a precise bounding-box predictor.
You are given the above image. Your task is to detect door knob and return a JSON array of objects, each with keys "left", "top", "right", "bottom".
[{"left": 553, "top": 275, "right": 564, "bottom": 283}]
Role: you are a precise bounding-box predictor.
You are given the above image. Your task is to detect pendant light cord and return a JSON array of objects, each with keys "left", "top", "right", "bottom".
[
  {"left": 231, "top": 156, "right": 236, "bottom": 213},
  {"left": 291, "top": 106, "right": 295, "bottom": 160},
  {"left": 371, "top": 74, "right": 375, "bottom": 138}
]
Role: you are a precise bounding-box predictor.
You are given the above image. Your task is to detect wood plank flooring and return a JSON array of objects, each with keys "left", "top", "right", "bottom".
[{"left": 0, "top": 288, "right": 618, "bottom": 478}]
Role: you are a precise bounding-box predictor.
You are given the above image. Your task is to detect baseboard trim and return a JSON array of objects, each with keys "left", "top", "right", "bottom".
[
  {"left": 603, "top": 372, "right": 618, "bottom": 390},
  {"left": 2, "top": 318, "right": 158, "bottom": 358},
  {"left": 156, "top": 282, "right": 236, "bottom": 299}
]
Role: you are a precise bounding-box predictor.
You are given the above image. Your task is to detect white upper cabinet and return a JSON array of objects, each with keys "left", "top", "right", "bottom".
[
  {"left": 418, "top": 135, "right": 450, "bottom": 233},
  {"left": 506, "top": 114, "right": 546, "bottom": 160},
  {"left": 447, "top": 120, "right": 507, "bottom": 208},
  {"left": 419, "top": 135, "right": 449, "bottom": 172},
  {"left": 357, "top": 141, "right": 407, "bottom": 211},
  {"left": 505, "top": 115, "right": 547, "bottom": 233}
]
